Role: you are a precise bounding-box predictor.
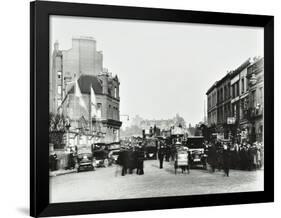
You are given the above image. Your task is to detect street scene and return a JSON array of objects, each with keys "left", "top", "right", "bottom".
[
  {"left": 49, "top": 16, "right": 264, "bottom": 203},
  {"left": 50, "top": 160, "right": 263, "bottom": 203}
]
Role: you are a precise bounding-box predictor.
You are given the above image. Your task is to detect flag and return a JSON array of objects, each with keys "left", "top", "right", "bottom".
[
  {"left": 90, "top": 86, "right": 97, "bottom": 118},
  {"left": 75, "top": 80, "right": 88, "bottom": 111}
]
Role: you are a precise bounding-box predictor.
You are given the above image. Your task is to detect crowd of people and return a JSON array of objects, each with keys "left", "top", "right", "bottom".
[
  {"left": 116, "top": 143, "right": 145, "bottom": 176},
  {"left": 206, "top": 140, "right": 264, "bottom": 177}
]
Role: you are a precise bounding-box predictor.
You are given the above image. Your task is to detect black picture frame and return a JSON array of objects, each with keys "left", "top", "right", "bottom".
[{"left": 30, "top": 1, "right": 274, "bottom": 217}]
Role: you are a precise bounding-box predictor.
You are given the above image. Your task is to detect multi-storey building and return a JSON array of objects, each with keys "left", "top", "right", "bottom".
[
  {"left": 50, "top": 36, "right": 103, "bottom": 113},
  {"left": 206, "top": 82, "right": 217, "bottom": 127},
  {"left": 50, "top": 36, "right": 122, "bottom": 146},
  {"left": 61, "top": 72, "right": 122, "bottom": 146},
  {"left": 246, "top": 57, "right": 264, "bottom": 142},
  {"left": 230, "top": 59, "right": 252, "bottom": 141},
  {"left": 206, "top": 57, "right": 264, "bottom": 143},
  {"left": 216, "top": 72, "right": 232, "bottom": 138}
]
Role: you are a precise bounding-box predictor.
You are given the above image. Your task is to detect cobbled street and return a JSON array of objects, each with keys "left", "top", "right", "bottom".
[{"left": 50, "top": 160, "right": 263, "bottom": 203}]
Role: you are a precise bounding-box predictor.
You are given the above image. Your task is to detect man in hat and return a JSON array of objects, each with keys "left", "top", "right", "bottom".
[
  {"left": 222, "top": 144, "right": 231, "bottom": 177},
  {"left": 158, "top": 142, "right": 165, "bottom": 169},
  {"left": 136, "top": 143, "right": 145, "bottom": 175}
]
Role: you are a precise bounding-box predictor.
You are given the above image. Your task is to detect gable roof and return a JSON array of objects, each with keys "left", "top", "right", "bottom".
[{"left": 68, "top": 75, "right": 103, "bottom": 95}]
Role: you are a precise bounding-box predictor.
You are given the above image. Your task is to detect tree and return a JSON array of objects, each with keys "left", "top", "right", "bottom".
[{"left": 49, "top": 112, "right": 68, "bottom": 148}]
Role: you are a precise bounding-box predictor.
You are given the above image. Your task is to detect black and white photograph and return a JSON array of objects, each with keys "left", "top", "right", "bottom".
[{"left": 48, "top": 15, "right": 265, "bottom": 203}]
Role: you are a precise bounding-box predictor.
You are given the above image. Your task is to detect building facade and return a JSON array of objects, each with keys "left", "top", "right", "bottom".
[
  {"left": 216, "top": 73, "right": 232, "bottom": 139},
  {"left": 246, "top": 58, "right": 264, "bottom": 142},
  {"left": 50, "top": 36, "right": 103, "bottom": 114},
  {"left": 61, "top": 73, "right": 122, "bottom": 146},
  {"left": 50, "top": 36, "right": 122, "bottom": 147},
  {"left": 206, "top": 82, "right": 217, "bottom": 127},
  {"left": 206, "top": 57, "right": 264, "bottom": 143}
]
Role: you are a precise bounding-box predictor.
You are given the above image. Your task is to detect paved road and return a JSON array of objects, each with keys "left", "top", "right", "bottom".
[{"left": 50, "top": 160, "right": 263, "bottom": 203}]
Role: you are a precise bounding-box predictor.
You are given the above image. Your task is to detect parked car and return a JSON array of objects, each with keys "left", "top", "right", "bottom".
[
  {"left": 76, "top": 145, "right": 95, "bottom": 172},
  {"left": 77, "top": 153, "right": 94, "bottom": 172}
]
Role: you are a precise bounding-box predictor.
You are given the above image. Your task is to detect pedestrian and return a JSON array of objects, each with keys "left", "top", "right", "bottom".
[
  {"left": 117, "top": 149, "right": 129, "bottom": 176},
  {"left": 49, "top": 151, "right": 58, "bottom": 171},
  {"left": 222, "top": 144, "right": 231, "bottom": 177},
  {"left": 136, "top": 145, "right": 145, "bottom": 175},
  {"left": 127, "top": 147, "right": 135, "bottom": 174},
  {"left": 158, "top": 143, "right": 165, "bottom": 169},
  {"left": 246, "top": 142, "right": 252, "bottom": 171},
  {"left": 250, "top": 143, "right": 258, "bottom": 170},
  {"left": 207, "top": 143, "right": 217, "bottom": 172},
  {"left": 256, "top": 142, "right": 262, "bottom": 169},
  {"left": 239, "top": 144, "right": 247, "bottom": 170},
  {"left": 165, "top": 145, "right": 171, "bottom": 162}
]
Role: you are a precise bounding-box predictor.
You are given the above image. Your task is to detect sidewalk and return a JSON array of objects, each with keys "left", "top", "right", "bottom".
[{"left": 49, "top": 168, "right": 77, "bottom": 177}]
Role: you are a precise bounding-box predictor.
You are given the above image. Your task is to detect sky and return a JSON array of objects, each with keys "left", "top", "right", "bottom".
[{"left": 50, "top": 16, "right": 263, "bottom": 126}]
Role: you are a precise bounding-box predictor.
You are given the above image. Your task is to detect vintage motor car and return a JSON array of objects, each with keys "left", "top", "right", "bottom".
[
  {"left": 109, "top": 149, "right": 121, "bottom": 163},
  {"left": 92, "top": 149, "right": 113, "bottom": 167},
  {"left": 186, "top": 136, "right": 207, "bottom": 169},
  {"left": 143, "top": 138, "right": 158, "bottom": 160},
  {"left": 77, "top": 145, "right": 95, "bottom": 172}
]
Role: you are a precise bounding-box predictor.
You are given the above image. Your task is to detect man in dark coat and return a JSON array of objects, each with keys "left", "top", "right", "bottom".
[
  {"left": 207, "top": 144, "right": 217, "bottom": 172},
  {"left": 49, "top": 152, "right": 58, "bottom": 171},
  {"left": 158, "top": 143, "right": 165, "bottom": 169},
  {"left": 136, "top": 145, "right": 145, "bottom": 175},
  {"left": 127, "top": 148, "right": 137, "bottom": 174},
  {"left": 117, "top": 149, "right": 129, "bottom": 176},
  {"left": 222, "top": 144, "right": 231, "bottom": 177}
]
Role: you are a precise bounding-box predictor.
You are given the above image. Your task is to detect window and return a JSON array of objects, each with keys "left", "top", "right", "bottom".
[
  {"left": 109, "top": 105, "right": 112, "bottom": 118},
  {"left": 57, "top": 71, "right": 62, "bottom": 79},
  {"left": 97, "top": 103, "right": 102, "bottom": 119},
  {"left": 114, "top": 87, "right": 117, "bottom": 98},
  {"left": 57, "top": 99, "right": 62, "bottom": 107},
  {"left": 241, "top": 78, "right": 244, "bottom": 94},
  {"left": 252, "top": 90, "right": 256, "bottom": 106},
  {"left": 259, "top": 87, "right": 263, "bottom": 104},
  {"left": 57, "top": 85, "right": 62, "bottom": 95}
]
